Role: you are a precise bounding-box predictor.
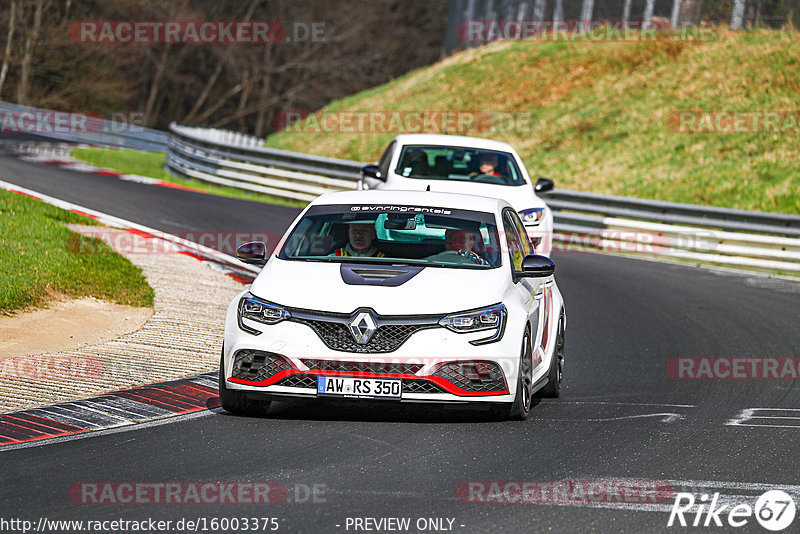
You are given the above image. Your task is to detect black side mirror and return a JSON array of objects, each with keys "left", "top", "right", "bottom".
[
  {"left": 237, "top": 241, "right": 267, "bottom": 266},
  {"left": 520, "top": 254, "right": 555, "bottom": 277},
  {"left": 534, "top": 177, "right": 554, "bottom": 193},
  {"left": 361, "top": 164, "right": 386, "bottom": 182}
]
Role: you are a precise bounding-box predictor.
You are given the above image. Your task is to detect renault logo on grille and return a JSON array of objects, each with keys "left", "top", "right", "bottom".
[{"left": 349, "top": 311, "right": 377, "bottom": 344}]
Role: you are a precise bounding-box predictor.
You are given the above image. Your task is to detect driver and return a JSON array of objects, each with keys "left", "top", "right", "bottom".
[
  {"left": 444, "top": 228, "right": 488, "bottom": 265},
  {"left": 331, "top": 221, "right": 385, "bottom": 257},
  {"left": 474, "top": 153, "right": 500, "bottom": 177}
]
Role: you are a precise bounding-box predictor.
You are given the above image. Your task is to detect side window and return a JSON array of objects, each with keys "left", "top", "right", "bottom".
[
  {"left": 509, "top": 210, "right": 535, "bottom": 256},
  {"left": 502, "top": 212, "right": 524, "bottom": 271},
  {"left": 378, "top": 141, "right": 395, "bottom": 177}
]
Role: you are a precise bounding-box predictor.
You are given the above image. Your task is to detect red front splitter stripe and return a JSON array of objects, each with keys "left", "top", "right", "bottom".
[{"left": 228, "top": 370, "right": 509, "bottom": 397}]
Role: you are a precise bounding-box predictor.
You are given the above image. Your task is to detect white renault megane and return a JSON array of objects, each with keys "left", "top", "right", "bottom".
[{"left": 220, "top": 190, "right": 565, "bottom": 420}]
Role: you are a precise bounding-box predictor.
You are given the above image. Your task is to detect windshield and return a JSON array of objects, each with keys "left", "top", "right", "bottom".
[
  {"left": 394, "top": 145, "right": 526, "bottom": 186},
  {"left": 278, "top": 204, "right": 502, "bottom": 269}
]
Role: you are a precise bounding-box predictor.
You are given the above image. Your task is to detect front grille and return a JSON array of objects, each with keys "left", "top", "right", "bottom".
[
  {"left": 403, "top": 380, "right": 446, "bottom": 394},
  {"left": 294, "top": 319, "right": 434, "bottom": 353},
  {"left": 231, "top": 350, "right": 292, "bottom": 381},
  {"left": 275, "top": 375, "right": 318, "bottom": 389},
  {"left": 433, "top": 361, "right": 507, "bottom": 393},
  {"left": 301, "top": 359, "right": 423, "bottom": 375}
]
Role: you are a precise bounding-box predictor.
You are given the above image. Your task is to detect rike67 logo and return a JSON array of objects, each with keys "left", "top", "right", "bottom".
[{"left": 668, "top": 490, "right": 796, "bottom": 531}]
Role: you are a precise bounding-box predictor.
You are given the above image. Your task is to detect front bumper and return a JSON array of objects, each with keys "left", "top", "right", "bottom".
[{"left": 222, "top": 305, "right": 523, "bottom": 404}]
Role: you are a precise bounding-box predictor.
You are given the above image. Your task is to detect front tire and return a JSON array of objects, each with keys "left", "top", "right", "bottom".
[
  {"left": 218, "top": 353, "right": 271, "bottom": 416},
  {"left": 491, "top": 328, "right": 533, "bottom": 421},
  {"left": 537, "top": 312, "right": 565, "bottom": 398}
]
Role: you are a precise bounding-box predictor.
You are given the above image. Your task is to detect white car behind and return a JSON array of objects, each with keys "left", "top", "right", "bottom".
[{"left": 359, "top": 134, "right": 555, "bottom": 256}]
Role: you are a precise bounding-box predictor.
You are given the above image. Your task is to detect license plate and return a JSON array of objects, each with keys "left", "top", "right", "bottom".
[{"left": 317, "top": 376, "right": 402, "bottom": 399}]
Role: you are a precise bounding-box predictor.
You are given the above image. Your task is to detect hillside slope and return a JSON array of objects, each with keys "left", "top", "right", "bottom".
[{"left": 265, "top": 29, "right": 800, "bottom": 214}]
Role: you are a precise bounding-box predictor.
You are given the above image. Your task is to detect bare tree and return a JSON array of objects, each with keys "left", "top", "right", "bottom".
[
  {"left": 16, "top": 0, "right": 48, "bottom": 105},
  {"left": 0, "top": 0, "right": 449, "bottom": 134},
  {"left": 533, "top": 0, "right": 546, "bottom": 21},
  {"left": 644, "top": 0, "right": 656, "bottom": 24},
  {"left": 678, "top": 0, "right": 701, "bottom": 27},
  {"left": 554, "top": 0, "right": 563, "bottom": 22},
  {"left": 0, "top": 0, "right": 17, "bottom": 97}
]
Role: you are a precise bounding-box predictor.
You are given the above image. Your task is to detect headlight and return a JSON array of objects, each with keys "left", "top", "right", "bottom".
[
  {"left": 439, "top": 304, "right": 507, "bottom": 345},
  {"left": 519, "top": 208, "right": 545, "bottom": 224},
  {"left": 237, "top": 292, "right": 291, "bottom": 335}
]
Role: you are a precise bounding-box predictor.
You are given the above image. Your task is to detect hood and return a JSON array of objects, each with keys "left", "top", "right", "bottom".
[
  {"left": 384, "top": 176, "right": 546, "bottom": 210},
  {"left": 249, "top": 257, "right": 507, "bottom": 315}
]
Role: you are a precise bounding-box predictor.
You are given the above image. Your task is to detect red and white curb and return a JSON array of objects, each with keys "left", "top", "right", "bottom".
[
  {"left": 0, "top": 372, "right": 220, "bottom": 449},
  {"left": 2, "top": 141, "right": 206, "bottom": 193}
]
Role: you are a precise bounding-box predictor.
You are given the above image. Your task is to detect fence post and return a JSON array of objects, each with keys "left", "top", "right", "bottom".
[{"left": 731, "top": 0, "right": 746, "bottom": 29}]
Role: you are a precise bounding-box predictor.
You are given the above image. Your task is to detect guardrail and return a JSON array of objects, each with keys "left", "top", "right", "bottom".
[
  {"left": 165, "top": 124, "right": 800, "bottom": 273},
  {"left": 0, "top": 101, "right": 168, "bottom": 152},
  {"left": 166, "top": 123, "right": 360, "bottom": 201}
]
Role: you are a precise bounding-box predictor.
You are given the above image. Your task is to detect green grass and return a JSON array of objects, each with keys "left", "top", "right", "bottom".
[
  {"left": 70, "top": 148, "right": 307, "bottom": 208},
  {"left": 265, "top": 28, "right": 800, "bottom": 215},
  {"left": 0, "top": 188, "right": 154, "bottom": 314}
]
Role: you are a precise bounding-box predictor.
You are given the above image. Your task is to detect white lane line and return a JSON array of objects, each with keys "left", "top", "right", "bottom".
[
  {"left": 544, "top": 413, "right": 685, "bottom": 423},
  {"left": 726, "top": 408, "right": 800, "bottom": 429},
  {"left": 0, "top": 179, "right": 260, "bottom": 274},
  {"left": 547, "top": 401, "right": 697, "bottom": 408}
]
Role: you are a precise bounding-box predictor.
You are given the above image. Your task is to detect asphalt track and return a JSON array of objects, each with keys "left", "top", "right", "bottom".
[{"left": 2, "top": 150, "right": 800, "bottom": 534}]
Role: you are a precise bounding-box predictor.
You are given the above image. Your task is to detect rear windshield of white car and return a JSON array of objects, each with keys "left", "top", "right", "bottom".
[
  {"left": 277, "top": 204, "right": 502, "bottom": 269},
  {"left": 394, "top": 145, "right": 526, "bottom": 186}
]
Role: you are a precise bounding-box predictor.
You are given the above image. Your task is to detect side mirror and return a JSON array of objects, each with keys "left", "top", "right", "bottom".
[
  {"left": 520, "top": 254, "right": 555, "bottom": 277},
  {"left": 361, "top": 164, "right": 386, "bottom": 182},
  {"left": 534, "top": 177, "right": 554, "bottom": 193},
  {"left": 237, "top": 241, "right": 267, "bottom": 266}
]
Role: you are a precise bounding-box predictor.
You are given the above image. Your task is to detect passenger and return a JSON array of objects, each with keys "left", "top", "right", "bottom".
[
  {"left": 332, "top": 221, "right": 385, "bottom": 257},
  {"left": 403, "top": 149, "right": 430, "bottom": 176},
  {"left": 444, "top": 228, "right": 487, "bottom": 265}
]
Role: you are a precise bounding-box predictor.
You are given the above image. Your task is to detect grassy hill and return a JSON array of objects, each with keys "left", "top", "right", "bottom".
[{"left": 265, "top": 29, "right": 800, "bottom": 214}]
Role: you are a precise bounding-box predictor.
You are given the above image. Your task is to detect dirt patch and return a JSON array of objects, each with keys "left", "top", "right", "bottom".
[{"left": 0, "top": 297, "right": 152, "bottom": 359}]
